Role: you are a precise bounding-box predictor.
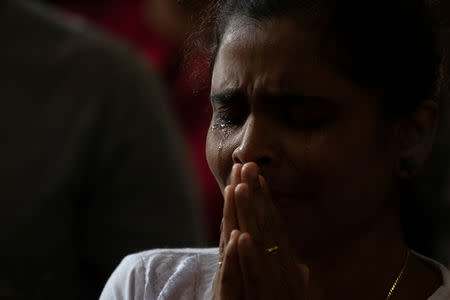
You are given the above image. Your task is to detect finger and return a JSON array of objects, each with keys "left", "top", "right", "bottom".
[
  {"left": 257, "top": 175, "right": 284, "bottom": 242},
  {"left": 237, "top": 233, "right": 262, "bottom": 300},
  {"left": 222, "top": 185, "right": 239, "bottom": 254},
  {"left": 257, "top": 175, "right": 298, "bottom": 277},
  {"left": 240, "top": 162, "right": 259, "bottom": 195},
  {"left": 220, "top": 230, "right": 243, "bottom": 300},
  {"left": 238, "top": 233, "right": 308, "bottom": 300},
  {"left": 280, "top": 262, "right": 309, "bottom": 298},
  {"left": 219, "top": 164, "right": 243, "bottom": 266},
  {"left": 214, "top": 219, "right": 232, "bottom": 298},
  {"left": 243, "top": 164, "right": 266, "bottom": 222},
  {"left": 237, "top": 163, "right": 261, "bottom": 237},
  {"left": 297, "top": 263, "right": 310, "bottom": 287},
  {"left": 241, "top": 165, "right": 289, "bottom": 261},
  {"left": 234, "top": 183, "right": 259, "bottom": 238},
  {"left": 219, "top": 219, "right": 225, "bottom": 264},
  {"left": 231, "top": 163, "right": 243, "bottom": 186},
  {"left": 240, "top": 164, "right": 278, "bottom": 246},
  {"left": 243, "top": 171, "right": 294, "bottom": 277}
]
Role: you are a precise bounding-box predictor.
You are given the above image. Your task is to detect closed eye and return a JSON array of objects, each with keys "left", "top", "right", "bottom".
[
  {"left": 210, "top": 90, "right": 248, "bottom": 126},
  {"left": 215, "top": 105, "right": 247, "bottom": 125}
]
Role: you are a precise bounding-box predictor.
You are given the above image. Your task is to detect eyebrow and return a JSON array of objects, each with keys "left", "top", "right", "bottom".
[
  {"left": 210, "top": 90, "right": 246, "bottom": 104},
  {"left": 210, "top": 90, "right": 330, "bottom": 105},
  {"left": 264, "top": 94, "right": 329, "bottom": 105}
]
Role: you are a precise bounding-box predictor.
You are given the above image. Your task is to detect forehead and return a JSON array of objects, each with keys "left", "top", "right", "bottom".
[
  {"left": 211, "top": 17, "right": 373, "bottom": 105},
  {"left": 220, "top": 17, "right": 319, "bottom": 56},
  {"left": 212, "top": 17, "right": 335, "bottom": 95}
]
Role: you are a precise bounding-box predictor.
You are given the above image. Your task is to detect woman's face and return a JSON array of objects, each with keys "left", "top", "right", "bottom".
[{"left": 206, "top": 17, "right": 401, "bottom": 255}]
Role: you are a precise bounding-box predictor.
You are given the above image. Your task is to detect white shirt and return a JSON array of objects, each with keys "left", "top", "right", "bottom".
[{"left": 100, "top": 248, "right": 450, "bottom": 300}]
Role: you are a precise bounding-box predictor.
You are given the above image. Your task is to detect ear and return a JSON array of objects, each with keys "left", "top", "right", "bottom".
[{"left": 396, "top": 100, "right": 438, "bottom": 179}]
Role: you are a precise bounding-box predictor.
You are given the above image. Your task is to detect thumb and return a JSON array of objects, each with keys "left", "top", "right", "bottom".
[{"left": 297, "top": 263, "right": 310, "bottom": 287}]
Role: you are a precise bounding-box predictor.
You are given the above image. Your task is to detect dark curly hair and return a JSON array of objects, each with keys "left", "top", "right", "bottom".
[{"left": 191, "top": 0, "right": 443, "bottom": 118}]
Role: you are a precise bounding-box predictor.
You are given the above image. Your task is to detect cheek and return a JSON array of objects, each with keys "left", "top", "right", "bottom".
[
  {"left": 282, "top": 124, "right": 388, "bottom": 199},
  {"left": 283, "top": 129, "right": 328, "bottom": 172},
  {"left": 205, "top": 126, "right": 236, "bottom": 193},
  {"left": 283, "top": 129, "right": 330, "bottom": 191},
  {"left": 296, "top": 123, "right": 394, "bottom": 214}
]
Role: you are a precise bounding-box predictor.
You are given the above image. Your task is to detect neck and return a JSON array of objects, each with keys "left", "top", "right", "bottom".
[{"left": 302, "top": 212, "right": 408, "bottom": 300}]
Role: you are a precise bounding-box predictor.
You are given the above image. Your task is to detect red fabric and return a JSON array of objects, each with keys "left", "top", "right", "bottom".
[{"left": 59, "top": 0, "right": 221, "bottom": 242}]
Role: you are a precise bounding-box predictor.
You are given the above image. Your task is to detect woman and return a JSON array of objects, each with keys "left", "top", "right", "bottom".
[{"left": 100, "top": 0, "right": 450, "bottom": 299}]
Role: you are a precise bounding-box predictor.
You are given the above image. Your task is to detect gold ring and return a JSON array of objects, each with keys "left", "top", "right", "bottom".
[
  {"left": 218, "top": 261, "right": 223, "bottom": 267},
  {"left": 265, "top": 245, "right": 280, "bottom": 256}
]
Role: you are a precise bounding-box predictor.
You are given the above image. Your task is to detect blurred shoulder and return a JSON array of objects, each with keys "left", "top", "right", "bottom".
[
  {"left": 100, "top": 248, "right": 219, "bottom": 300},
  {"left": 2, "top": 0, "right": 161, "bottom": 88}
]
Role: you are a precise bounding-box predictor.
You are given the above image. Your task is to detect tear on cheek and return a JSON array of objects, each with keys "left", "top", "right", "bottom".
[
  {"left": 206, "top": 144, "right": 229, "bottom": 193},
  {"left": 207, "top": 127, "right": 241, "bottom": 192}
]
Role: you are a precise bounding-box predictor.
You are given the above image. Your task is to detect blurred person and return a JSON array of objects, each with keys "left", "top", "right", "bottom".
[
  {"left": 101, "top": 0, "right": 450, "bottom": 299},
  {"left": 50, "top": 0, "right": 224, "bottom": 243},
  {"left": 0, "top": 0, "right": 205, "bottom": 299}
]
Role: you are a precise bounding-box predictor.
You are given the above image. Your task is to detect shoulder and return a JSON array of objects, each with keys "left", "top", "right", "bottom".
[
  {"left": 428, "top": 263, "right": 450, "bottom": 300},
  {"left": 100, "top": 248, "right": 219, "bottom": 300},
  {"left": 2, "top": 0, "right": 162, "bottom": 94},
  {"left": 430, "top": 265, "right": 450, "bottom": 300},
  {"left": 99, "top": 253, "right": 147, "bottom": 300},
  {"left": 414, "top": 252, "right": 450, "bottom": 300}
]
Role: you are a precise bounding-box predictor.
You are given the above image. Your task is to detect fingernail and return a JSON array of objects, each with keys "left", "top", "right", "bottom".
[
  {"left": 224, "top": 185, "right": 230, "bottom": 194},
  {"left": 230, "top": 229, "right": 239, "bottom": 241}
]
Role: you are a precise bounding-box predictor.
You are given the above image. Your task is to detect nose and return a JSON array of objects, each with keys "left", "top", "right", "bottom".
[{"left": 232, "top": 115, "right": 279, "bottom": 167}]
